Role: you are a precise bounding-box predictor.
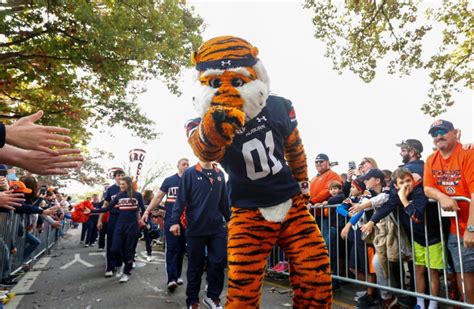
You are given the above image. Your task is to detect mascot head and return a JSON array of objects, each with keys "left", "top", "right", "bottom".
[{"left": 192, "top": 36, "right": 270, "bottom": 121}]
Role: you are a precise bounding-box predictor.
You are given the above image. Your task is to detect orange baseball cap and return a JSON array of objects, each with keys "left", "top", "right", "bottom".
[{"left": 9, "top": 180, "right": 32, "bottom": 194}]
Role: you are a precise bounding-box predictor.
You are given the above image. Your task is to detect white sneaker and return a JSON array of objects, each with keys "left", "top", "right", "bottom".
[
  {"left": 104, "top": 271, "right": 113, "bottom": 278},
  {"left": 167, "top": 281, "right": 178, "bottom": 292},
  {"left": 146, "top": 256, "right": 153, "bottom": 262},
  {"left": 132, "top": 262, "right": 136, "bottom": 268},
  {"left": 203, "top": 296, "right": 223, "bottom": 309},
  {"left": 119, "top": 274, "right": 129, "bottom": 283},
  {"left": 177, "top": 278, "right": 184, "bottom": 285},
  {"left": 115, "top": 266, "right": 124, "bottom": 278}
]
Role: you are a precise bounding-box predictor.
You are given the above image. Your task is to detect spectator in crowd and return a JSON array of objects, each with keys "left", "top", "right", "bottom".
[
  {"left": 343, "top": 157, "right": 378, "bottom": 197},
  {"left": 363, "top": 168, "right": 443, "bottom": 309},
  {"left": 396, "top": 139, "right": 424, "bottom": 179},
  {"left": 322, "top": 181, "right": 345, "bottom": 291},
  {"left": 142, "top": 158, "right": 189, "bottom": 291},
  {"left": 310, "top": 153, "right": 342, "bottom": 205},
  {"left": 423, "top": 119, "right": 474, "bottom": 304},
  {"left": 309, "top": 153, "right": 342, "bottom": 254},
  {"left": 87, "top": 176, "right": 145, "bottom": 283},
  {"left": 80, "top": 197, "right": 92, "bottom": 244},
  {"left": 170, "top": 160, "right": 230, "bottom": 309},
  {"left": 97, "top": 169, "right": 125, "bottom": 278},
  {"left": 382, "top": 170, "right": 392, "bottom": 188},
  {"left": 348, "top": 169, "right": 389, "bottom": 307}
]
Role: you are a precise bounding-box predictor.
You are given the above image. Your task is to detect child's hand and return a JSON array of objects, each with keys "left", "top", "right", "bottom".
[
  {"left": 341, "top": 225, "right": 351, "bottom": 240},
  {"left": 397, "top": 183, "right": 410, "bottom": 201},
  {"left": 361, "top": 221, "right": 374, "bottom": 234}
]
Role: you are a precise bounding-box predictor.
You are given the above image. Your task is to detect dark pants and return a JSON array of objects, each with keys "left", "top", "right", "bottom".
[
  {"left": 143, "top": 229, "right": 153, "bottom": 256},
  {"left": 86, "top": 216, "right": 98, "bottom": 245},
  {"left": 111, "top": 221, "right": 140, "bottom": 276},
  {"left": 106, "top": 215, "right": 121, "bottom": 272},
  {"left": 186, "top": 233, "right": 227, "bottom": 306},
  {"left": 80, "top": 222, "right": 88, "bottom": 242},
  {"left": 98, "top": 221, "right": 107, "bottom": 249},
  {"left": 164, "top": 220, "right": 186, "bottom": 283}
]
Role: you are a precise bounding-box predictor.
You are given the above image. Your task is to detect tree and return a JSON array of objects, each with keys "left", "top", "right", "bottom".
[
  {"left": 124, "top": 160, "right": 171, "bottom": 192},
  {"left": 0, "top": 0, "right": 203, "bottom": 143},
  {"left": 304, "top": 0, "right": 472, "bottom": 116}
]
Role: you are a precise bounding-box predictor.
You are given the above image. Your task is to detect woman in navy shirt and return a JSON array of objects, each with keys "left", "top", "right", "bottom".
[{"left": 87, "top": 176, "right": 145, "bottom": 283}]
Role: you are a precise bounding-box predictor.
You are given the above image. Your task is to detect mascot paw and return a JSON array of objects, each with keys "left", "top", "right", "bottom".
[{"left": 202, "top": 106, "right": 245, "bottom": 146}]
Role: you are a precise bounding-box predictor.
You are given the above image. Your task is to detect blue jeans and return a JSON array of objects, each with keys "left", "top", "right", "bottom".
[{"left": 23, "top": 232, "right": 41, "bottom": 260}]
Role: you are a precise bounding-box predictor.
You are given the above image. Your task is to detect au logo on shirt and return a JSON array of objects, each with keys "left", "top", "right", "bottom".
[{"left": 446, "top": 186, "right": 456, "bottom": 194}]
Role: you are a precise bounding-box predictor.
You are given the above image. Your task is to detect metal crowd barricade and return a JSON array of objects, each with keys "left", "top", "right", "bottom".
[
  {"left": 0, "top": 212, "right": 65, "bottom": 279},
  {"left": 265, "top": 196, "right": 471, "bottom": 308}
]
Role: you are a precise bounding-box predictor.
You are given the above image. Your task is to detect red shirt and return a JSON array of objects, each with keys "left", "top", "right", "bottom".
[{"left": 424, "top": 143, "right": 474, "bottom": 235}]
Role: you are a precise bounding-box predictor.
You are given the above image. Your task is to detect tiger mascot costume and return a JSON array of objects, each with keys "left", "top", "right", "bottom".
[{"left": 185, "top": 36, "right": 332, "bottom": 308}]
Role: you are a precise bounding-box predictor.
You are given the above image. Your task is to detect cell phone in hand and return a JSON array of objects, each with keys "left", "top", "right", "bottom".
[
  {"left": 39, "top": 185, "right": 47, "bottom": 196},
  {"left": 348, "top": 161, "right": 356, "bottom": 170}
]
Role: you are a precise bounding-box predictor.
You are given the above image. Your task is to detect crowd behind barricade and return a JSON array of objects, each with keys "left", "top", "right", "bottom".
[{"left": 298, "top": 119, "right": 473, "bottom": 309}]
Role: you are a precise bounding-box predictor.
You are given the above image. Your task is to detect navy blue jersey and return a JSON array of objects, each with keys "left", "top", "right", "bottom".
[
  {"left": 160, "top": 174, "right": 182, "bottom": 218},
  {"left": 94, "top": 191, "right": 145, "bottom": 224},
  {"left": 170, "top": 164, "right": 230, "bottom": 236},
  {"left": 104, "top": 184, "right": 121, "bottom": 215},
  {"left": 186, "top": 95, "right": 300, "bottom": 208}
]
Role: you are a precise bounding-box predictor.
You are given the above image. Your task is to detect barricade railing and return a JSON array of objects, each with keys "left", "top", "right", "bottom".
[
  {"left": 266, "top": 196, "right": 471, "bottom": 307},
  {"left": 0, "top": 211, "right": 67, "bottom": 279}
]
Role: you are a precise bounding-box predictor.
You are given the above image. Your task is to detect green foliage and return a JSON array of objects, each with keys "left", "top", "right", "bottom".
[
  {"left": 0, "top": 0, "right": 203, "bottom": 142},
  {"left": 304, "top": 0, "right": 472, "bottom": 116}
]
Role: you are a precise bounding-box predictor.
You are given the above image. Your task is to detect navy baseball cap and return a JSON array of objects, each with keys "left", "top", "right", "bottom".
[
  {"left": 360, "top": 169, "right": 386, "bottom": 185},
  {"left": 428, "top": 119, "right": 454, "bottom": 135},
  {"left": 396, "top": 139, "right": 423, "bottom": 153},
  {"left": 315, "top": 153, "right": 329, "bottom": 162}
]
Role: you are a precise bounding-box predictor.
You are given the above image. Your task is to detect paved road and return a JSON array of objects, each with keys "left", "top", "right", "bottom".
[{"left": 7, "top": 228, "right": 350, "bottom": 309}]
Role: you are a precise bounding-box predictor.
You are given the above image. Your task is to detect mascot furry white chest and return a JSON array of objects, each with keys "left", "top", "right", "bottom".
[{"left": 186, "top": 36, "right": 332, "bottom": 308}]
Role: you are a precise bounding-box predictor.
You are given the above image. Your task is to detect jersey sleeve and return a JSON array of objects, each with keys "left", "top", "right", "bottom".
[
  {"left": 282, "top": 99, "right": 298, "bottom": 137},
  {"left": 185, "top": 118, "right": 201, "bottom": 139},
  {"left": 159, "top": 177, "right": 170, "bottom": 195}
]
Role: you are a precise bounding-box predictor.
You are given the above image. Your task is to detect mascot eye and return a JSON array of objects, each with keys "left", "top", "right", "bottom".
[
  {"left": 209, "top": 78, "right": 222, "bottom": 88},
  {"left": 231, "top": 78, "right": 245, "bottom": 87}
]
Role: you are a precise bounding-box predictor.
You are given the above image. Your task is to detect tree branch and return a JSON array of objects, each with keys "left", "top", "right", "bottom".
[{"left": 0, "top": 29, "right": 53, "bottom": 48}]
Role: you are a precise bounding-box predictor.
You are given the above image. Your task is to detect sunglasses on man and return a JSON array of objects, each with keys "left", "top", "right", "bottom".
[{"left": 430, "top": 129, "right": 449, "bottom": 138}]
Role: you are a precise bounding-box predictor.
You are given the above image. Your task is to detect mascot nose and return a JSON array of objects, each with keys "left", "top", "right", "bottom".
[{"left": 212, "top": 85, "right": 244, "bottom": 110}]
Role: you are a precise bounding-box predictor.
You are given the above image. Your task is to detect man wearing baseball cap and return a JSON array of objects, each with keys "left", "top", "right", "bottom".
[
  {"left": 396, "top": 139, "right": 424, "bottom": 180},
  {"left": 309, "top": 153, "right": 342, "bottom": 205},
  {"left": 423, "top": 119, "right": 474, "bottom": 304}
]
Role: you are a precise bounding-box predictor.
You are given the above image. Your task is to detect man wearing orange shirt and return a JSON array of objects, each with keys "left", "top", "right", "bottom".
[
  {"left": 423, "top": 119, "right": 474, "bottom": 304},
  {"left": 310, "top": 153, "right": 342, "bottom": 205}
]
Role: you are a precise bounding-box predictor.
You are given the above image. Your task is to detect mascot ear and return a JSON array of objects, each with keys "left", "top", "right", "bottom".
[
  {"left": 251, "top": 46, "right": 259, "bottom": 58},
  {"left": 191, "top": 51, "right": 199, "bottom": 65}
]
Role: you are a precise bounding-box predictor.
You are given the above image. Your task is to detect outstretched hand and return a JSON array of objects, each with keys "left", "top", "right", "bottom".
[
  {"left": 5, "top": 111, "right": 72, "bottom": 154},
  {"left": 18, "top": 148, "right": 83, "bottom": 175}
]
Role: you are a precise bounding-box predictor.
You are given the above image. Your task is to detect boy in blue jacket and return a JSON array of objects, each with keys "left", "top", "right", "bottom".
[{"left": 170, "top": 160, "right": 230, "bottom": 309}]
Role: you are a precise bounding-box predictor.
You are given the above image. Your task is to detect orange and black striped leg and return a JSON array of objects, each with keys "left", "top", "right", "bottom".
[
  {"left": 278, "top": 195, "right": 333, "bottom": 308},
  {"left": 225, "top": 207, "right": 280, "bottom": 309}
]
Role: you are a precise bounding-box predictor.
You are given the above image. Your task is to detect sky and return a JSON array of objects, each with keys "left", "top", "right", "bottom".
[{"left": 78, "top": 0, "right": 472, "bottom": 193}]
